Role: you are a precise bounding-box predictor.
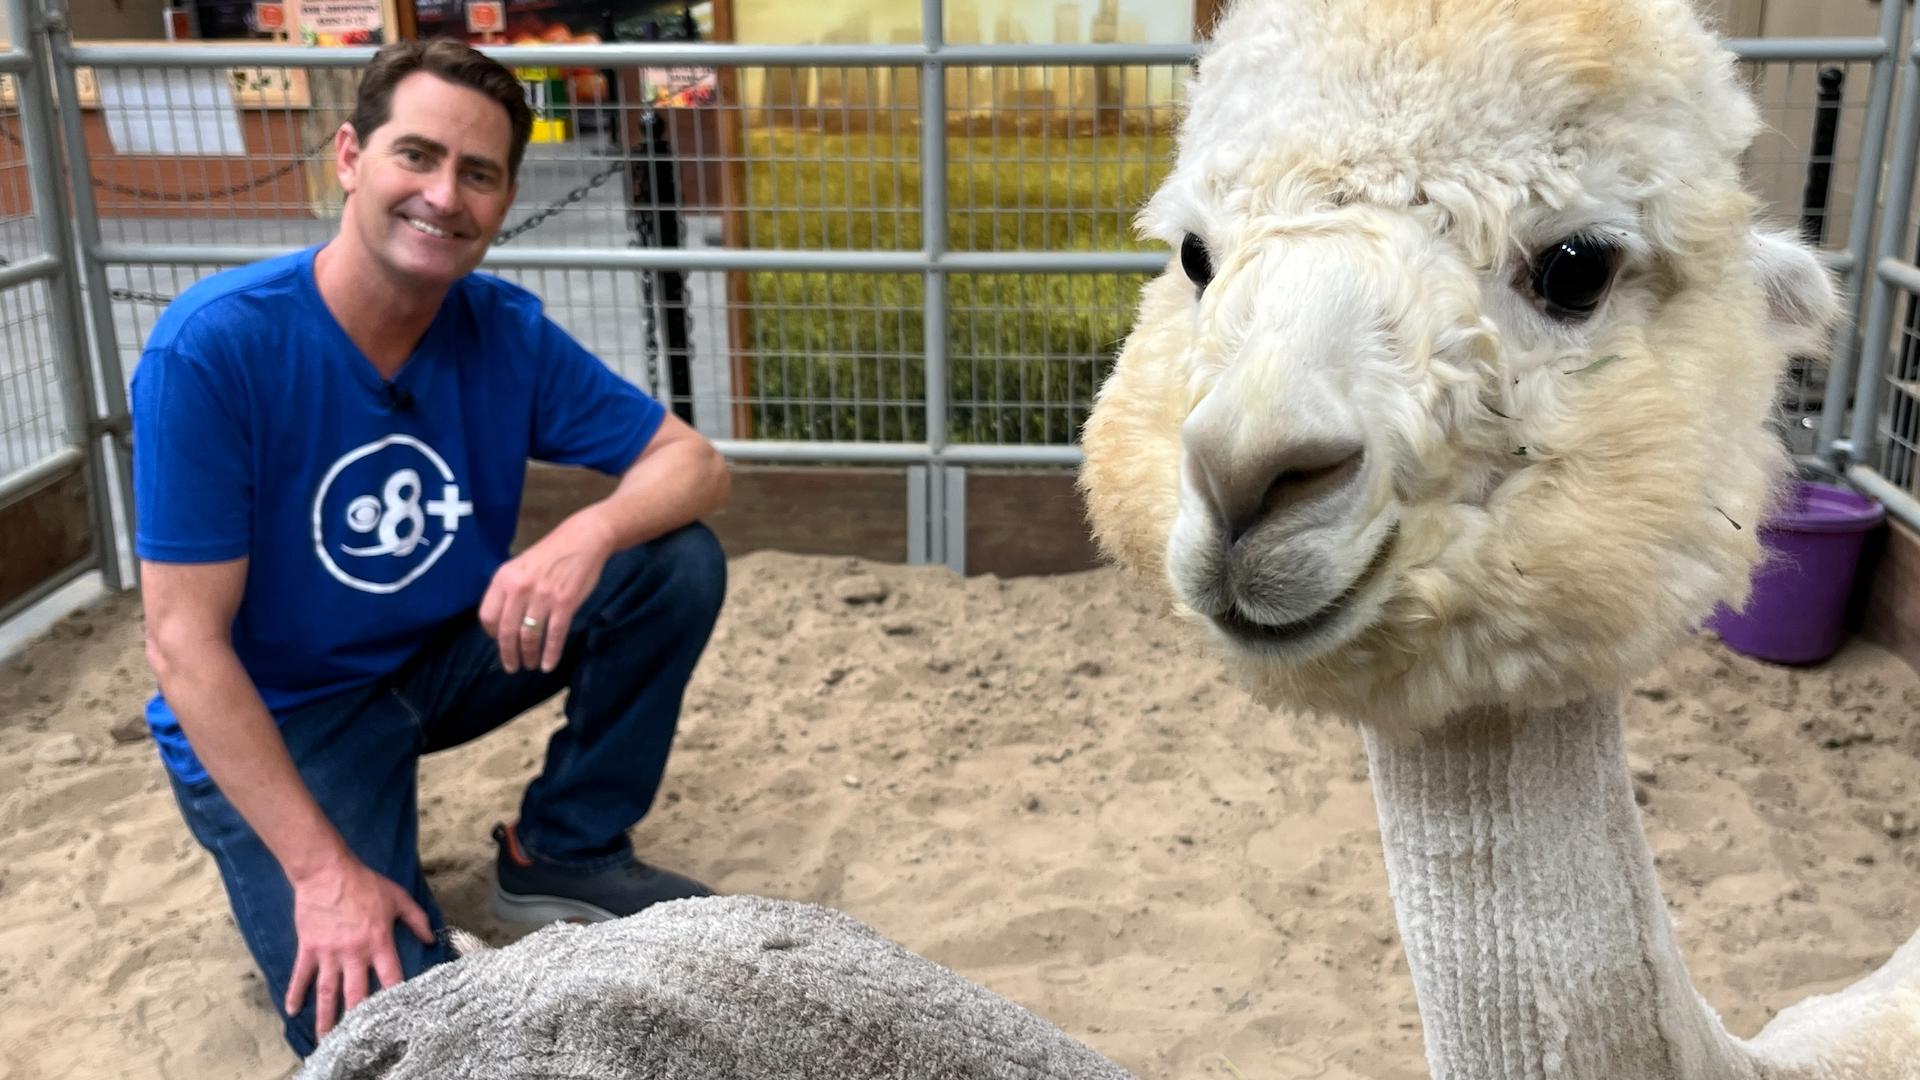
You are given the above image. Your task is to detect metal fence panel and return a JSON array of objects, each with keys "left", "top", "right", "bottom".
[
  {"left": 1739, "top": 56, "right": 1885, "bottom": 453},
  {"left": 62, "top": 50, "right": 1877, "bottom": 449},
  {"left": 28, "top": 13, "right": 1910, "bottom": 575},
  {"left": 0, "top": 71, "right": 71, "bottom": 483},
  {"left": 0, "top": 274, "right": 65, "bottom": 473},
  {"left": 1841, "top": 34, "right": 1920, "bottom": 530},
  {"left": 58, "top": 48, "right": 1194, "bottom": 457},
  {"left": 1, "top": 0, "right": 119, "bottom": 617}
]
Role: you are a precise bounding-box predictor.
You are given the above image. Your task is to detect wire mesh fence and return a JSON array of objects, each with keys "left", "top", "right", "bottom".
[
  {"left": 0, "top": 71, "right": 72, "bottom": 481},
  {"left": 43, "top": 45, "right": 1893, "bottom": 468},
  {"left": 1839, "top": 34, "right": 1920, "bottom": 524},
  {"left": 69, "top": 54, "right": 1185, "bottom": 452},
  {"left": 1741, "top": 60, "right": 1873, "bottom": 253},
  {"left": 1, "top": 74, "right": 37, "bottom": 257},
  {"left": 1877, "top": 315, "right": 1920, "bottom": 494},
  {"left": 1737, "top": 58, "right": 1881, "bottom": 454},
  {"left": 0, "top": 277, "right": 65, "bottom": 476}
]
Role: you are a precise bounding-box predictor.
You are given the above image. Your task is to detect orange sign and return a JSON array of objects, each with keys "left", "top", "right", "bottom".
[
  {"left": 466, "top": 0, "right": 504, "bottom": 33},
  {"left": 253, "top": 1, "right": 286, "bottom": 31}
]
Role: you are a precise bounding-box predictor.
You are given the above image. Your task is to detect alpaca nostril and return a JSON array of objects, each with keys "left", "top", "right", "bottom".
[
  {"left": 1258, "top": 448, "right": 1364, "bottom": 517},
  {"left": 1225, "top": 443, "right": 1365, "bottom": 544}
]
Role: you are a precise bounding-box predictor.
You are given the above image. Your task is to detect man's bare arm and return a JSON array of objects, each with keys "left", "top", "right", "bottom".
[
  {"left": 142, "top": 558, "right": 352, "bottom": 879},
  {"left": 580, "top": 411, "right": 732, "bottom": 553},
  {"left": 141, "top": 559, "right": 431, "bottom": 1037}
]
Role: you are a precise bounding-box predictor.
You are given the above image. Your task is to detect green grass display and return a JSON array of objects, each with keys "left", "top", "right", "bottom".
[{"left": 740, "top": 127, "right": 1173, "bottom": 444}]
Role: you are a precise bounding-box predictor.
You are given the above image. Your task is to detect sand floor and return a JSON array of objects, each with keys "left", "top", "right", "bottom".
[{"left": 2, "top": 551, "right": 1916, "bottom": 1079}]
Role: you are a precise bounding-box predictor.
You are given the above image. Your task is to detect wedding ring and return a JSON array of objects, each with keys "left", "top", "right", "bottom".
[{"left": 522, "top": 615, "right": 542, "bottom": 629}]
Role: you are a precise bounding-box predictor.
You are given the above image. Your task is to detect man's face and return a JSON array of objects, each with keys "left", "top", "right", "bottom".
[{"left": 335, "top": 71, "right": 516, "bottom": 289}]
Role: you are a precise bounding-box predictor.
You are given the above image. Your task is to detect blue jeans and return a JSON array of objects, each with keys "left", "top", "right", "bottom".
[{"left": 166, "top": 523, "right": 727, "bottom": 1057}]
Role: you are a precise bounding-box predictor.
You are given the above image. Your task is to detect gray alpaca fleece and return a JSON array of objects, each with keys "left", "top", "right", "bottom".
[{"left": 297, "top": 895, "right": 1137, "bottom": 1080}]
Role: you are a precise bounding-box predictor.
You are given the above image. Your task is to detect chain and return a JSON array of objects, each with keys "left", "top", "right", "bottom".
[
  {"left": 5, "top": 104, "right": 643, "bottom": 307},
  {"left": 91, "top": 157, "right": 630, "bottom": 304},
  {"left": 492, "top": 161, "right": 623, "bottom": 244},
  {"left": 68, "top": 141, "right": 681, "bottom": 419},
  {"left": 110, "top": 287, "right": 178, "bottom": 304},
  {"left": 94, "top": 130, "right": 338, "bottom": 203},
  {"left": 4, "top": 120, "right": 618, "bottom": 226},
  {"left": 1, "top": 123, "right": 337, "bottom": 203},
  {"left": 628, "top": 161, "right": 664, "bottom": 395}
]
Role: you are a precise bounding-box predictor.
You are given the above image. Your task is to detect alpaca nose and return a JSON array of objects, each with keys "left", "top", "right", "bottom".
[{"left": 1185, "top": 437, "right": 1366, "bottom": 545}]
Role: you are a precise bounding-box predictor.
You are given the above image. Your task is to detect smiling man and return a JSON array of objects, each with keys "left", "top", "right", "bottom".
[{"left": 129, "top": 40, "right": 731, "bottom": 1057}]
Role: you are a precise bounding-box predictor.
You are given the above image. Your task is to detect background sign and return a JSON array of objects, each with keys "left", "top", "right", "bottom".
[{"left": 466, "top": 0, "right": 505, "bottom": 34}]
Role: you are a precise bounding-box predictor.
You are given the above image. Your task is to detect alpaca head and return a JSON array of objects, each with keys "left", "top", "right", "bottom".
[{"left": 1080, "top": 0, "right": 1840, "bottom": 736}]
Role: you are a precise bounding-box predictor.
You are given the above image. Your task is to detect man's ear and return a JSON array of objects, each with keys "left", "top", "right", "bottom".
[
  {"left": 334, "top": 122, "right": 363, "bottom": 196},
  {"left": 1748, "top": 228, "right": 1842, "bottom": 358}
]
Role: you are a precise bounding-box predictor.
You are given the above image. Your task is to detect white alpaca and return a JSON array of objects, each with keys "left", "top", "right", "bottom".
[
  {"left": 1081, "top": 0, "right": 1920, "bottom": 1077},
  {"left": 297, "top": 2, "right": 1918, "bottom": 1077}
]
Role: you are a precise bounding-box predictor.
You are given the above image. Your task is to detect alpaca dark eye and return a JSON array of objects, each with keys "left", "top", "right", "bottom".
[
  {"left": 1530, "top": 235, "right": 1619, "bottom": 320},
  {"left": 1180, "top": 233, "right": 1214, "bottom": 291}
]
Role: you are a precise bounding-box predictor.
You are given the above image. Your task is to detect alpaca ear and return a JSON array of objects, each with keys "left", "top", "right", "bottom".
[{"left": 1748, "top": 229, "right": 1842, "bottom": 357}]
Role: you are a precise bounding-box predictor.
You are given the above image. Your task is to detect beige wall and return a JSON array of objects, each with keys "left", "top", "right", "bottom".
[
  {"left": 1693, "top": 0, "right": 1886, "bottom": 39},
  {"left": 1759, "top": 0, "right": 1886, "bottom": 39},
  {"left": 1734, "top": 1, "right": 1897, "bottom": 245},
  {"left": 1699, "top": 0, "right": 1765, "bottom": 36}
]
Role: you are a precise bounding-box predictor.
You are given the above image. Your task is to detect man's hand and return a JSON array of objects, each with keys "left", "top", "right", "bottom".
[
  {"left": 483, "top": 412, "right": 728, "bottom": 674},
  {"left": 284, "top": 853, "right": 435, "bottom": 1040},
  {"left": 479, "top": 511, "right": 618, "bottom": 673}
]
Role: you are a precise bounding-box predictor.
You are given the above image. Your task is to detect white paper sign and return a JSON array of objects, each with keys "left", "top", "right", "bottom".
[
  {"left": 96, "top": 68, "right": 247, "bottom": 156},
  {"left": 303, "top": 0, "right": 383, "bottom": 33}
]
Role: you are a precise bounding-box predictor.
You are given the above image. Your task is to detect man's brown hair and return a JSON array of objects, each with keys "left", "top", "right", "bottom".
[{"left": 346, "top": 39, "right": 534, "bottom": 179}]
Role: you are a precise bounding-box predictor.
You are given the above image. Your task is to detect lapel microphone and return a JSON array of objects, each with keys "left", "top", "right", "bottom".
[{"left": 383, "top": 382, "right": 415, "bottom": 413}]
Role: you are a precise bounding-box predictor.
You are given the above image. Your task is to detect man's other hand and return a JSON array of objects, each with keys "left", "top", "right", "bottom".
[{"left": 478, "top": 511, "right": 617, "bottom": 674}]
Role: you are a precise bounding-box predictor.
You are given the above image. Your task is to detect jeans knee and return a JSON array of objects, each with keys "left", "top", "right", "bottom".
[
  {"left": 596, "top": 522, "right": 727, "bottom": 637},
  {"left": 657, "top": 522, "right": 728, "bottom": 625}
]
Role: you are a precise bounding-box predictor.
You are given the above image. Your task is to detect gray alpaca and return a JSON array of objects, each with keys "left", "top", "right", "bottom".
[{"left": 296, "top": 895, "right": 1134, "bottom": 1080}]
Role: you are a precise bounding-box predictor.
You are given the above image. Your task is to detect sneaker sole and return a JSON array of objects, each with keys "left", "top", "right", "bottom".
[{"left": 491, "top": 887, "right": 620, "bottom": 926}]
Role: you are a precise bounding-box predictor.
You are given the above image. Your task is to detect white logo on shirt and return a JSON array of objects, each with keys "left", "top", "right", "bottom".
[{"left": 312, "top": 435, "right": 474, "bottom": 594}]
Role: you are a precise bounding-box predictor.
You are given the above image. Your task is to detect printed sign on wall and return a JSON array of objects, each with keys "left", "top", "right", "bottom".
[
  {"left": 301, "top": 0, "right": 384, "bottom": 43},
  {"left": 466, "top": 0, "right": 505, "bottom": 34}
]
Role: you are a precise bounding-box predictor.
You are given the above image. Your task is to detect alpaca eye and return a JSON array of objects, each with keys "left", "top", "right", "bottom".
[
  {"left": 1180, "top": 233, "right": 1214, "bottom": 291},
  {"left": 1529, "top": 235, "right": 1619, "bottom": 320}
]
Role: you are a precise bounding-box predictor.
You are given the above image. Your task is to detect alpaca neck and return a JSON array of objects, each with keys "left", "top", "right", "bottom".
[{"left": 1362, "top": 696, "right": 1765, "bottom": 1080}]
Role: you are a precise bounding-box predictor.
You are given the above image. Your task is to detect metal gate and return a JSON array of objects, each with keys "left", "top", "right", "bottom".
[
  {"left": 0, "top": 0, "right": 122, "bottom": 628},
  {"left": 1, "top": 0, "right": 1915, "bottom": 630},
  {"left": 1836, "top": 12, "right": 1920, "bottom": 528}
]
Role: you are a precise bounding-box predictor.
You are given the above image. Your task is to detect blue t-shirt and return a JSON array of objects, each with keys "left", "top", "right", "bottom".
[{"left": 130, "top": 245, "right": 665, "bottom": 783}]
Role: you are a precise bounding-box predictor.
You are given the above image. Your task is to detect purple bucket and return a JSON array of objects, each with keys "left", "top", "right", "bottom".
[{"left": 1707, "top": 480, "right": 1886, "bottom": 665}]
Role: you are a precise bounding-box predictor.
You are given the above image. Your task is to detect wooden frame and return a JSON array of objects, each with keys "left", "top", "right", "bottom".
[{"left": 710, "top": 0, "right": 756, "bottom": 439}]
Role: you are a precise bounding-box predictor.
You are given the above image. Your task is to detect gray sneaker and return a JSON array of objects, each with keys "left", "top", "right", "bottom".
[{"left": 491, "top": 821, "right": 714, "bottom": 925}]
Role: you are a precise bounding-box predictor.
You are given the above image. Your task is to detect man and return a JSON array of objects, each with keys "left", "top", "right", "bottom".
[{"left": 131, "top": 39, "right": 730, "bottom": 1057}]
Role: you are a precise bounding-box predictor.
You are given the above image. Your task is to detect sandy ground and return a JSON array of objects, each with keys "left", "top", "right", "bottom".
[{"left": 1, "top": 551, "right": 1916, "bottom": 1080}]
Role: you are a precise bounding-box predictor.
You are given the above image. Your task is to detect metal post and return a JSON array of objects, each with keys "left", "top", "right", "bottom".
[
  {"left": 1890, "top": 230, "right": 1920, "bottom": 489},
  {"left": 1818, "top": 0, "right": 1907, "bottom": 460},
  {"left": 1844, "top": 47, "right": 1920, "bottom": 468},
  {"left": 1800, "top": 67, "right": 1843, "bottom": 247},
  {"left": 6, "top": 0, "right": 112, "bottom": 581},
  {"left": 943, "top": 464, "right": 966, "bottom": 576},
  {"left": 920, "top": 0, "right": 952, "bottom": 569},
  {"left": 43, "top": 0, "right": 133, "bottom": 588},
  {"left": 1783, "top": 66, "right": 1846, "bottom": 457},
  {"left": 906, "top": 464, "right": 929, "bottom": 565}
]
